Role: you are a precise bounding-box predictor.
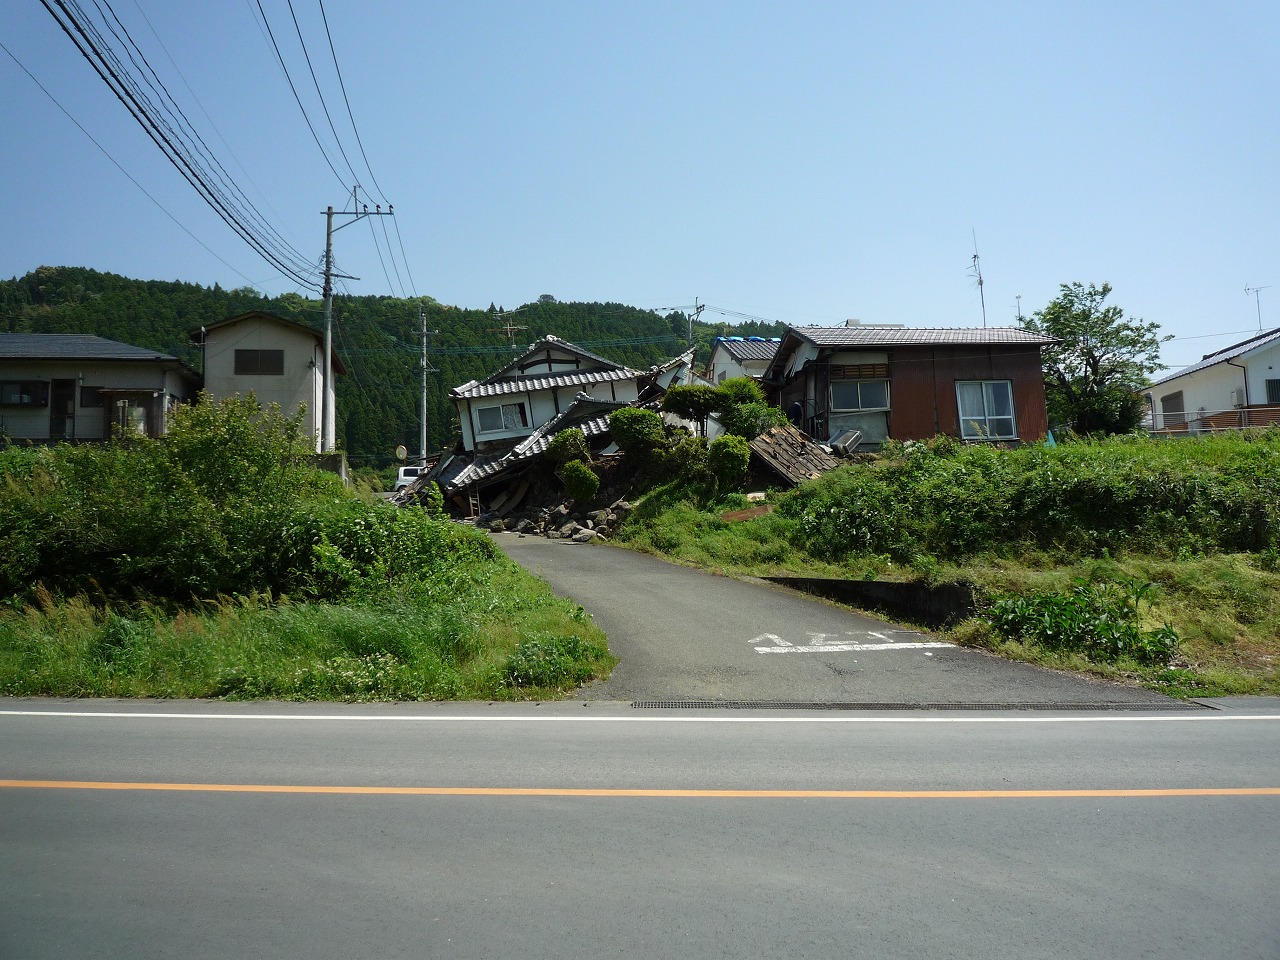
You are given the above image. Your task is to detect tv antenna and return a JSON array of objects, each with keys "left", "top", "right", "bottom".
[
  {"left": 1245, "top": 285, "right": 1270, "bottom": 331},
  {"left": 489, "top": 308, "right": 528, "bottom": 349},
  {"left": 969, "top": 231, "right": 987, "bottom": 328}
]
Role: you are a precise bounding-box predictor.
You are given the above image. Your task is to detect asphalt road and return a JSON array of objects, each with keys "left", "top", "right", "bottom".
[
  {"left": 494, "top": 535, "right": 1177, "bottom": 706},
  {"left": 2, "top": 700, "right": 1278, "bottom": 960}
]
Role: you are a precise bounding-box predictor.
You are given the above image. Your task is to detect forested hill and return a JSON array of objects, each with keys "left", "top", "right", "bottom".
[{"left": 3, "top": 266, "right": 761, "bottom": 465}]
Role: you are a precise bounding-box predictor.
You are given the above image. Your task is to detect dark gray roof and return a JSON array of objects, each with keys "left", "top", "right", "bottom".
[
  {"left": 452, "top": 366, "right": 640, "bottom": 400},
  {"left": 1149, "top": 327, "right": 1280, "bottom": 387},
  {"left": 0, "top": 333, "right": 183, "bottom": 362},
  {"left": 485, "top": 334, "right": 626, "bottom": 382},
  {"left": 713, "top": 338, "right": 781, "bottom": 362},
  {"left": 788, "top": 325, "right": 1056, "bottom": 347}
]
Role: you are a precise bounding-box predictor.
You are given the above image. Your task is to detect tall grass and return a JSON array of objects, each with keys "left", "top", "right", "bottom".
[{"left": 0, "top": 396, "right": 614, "bottom": 700}]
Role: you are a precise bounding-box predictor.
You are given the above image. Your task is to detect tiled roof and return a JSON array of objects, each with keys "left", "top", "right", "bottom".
[
  {"left": 1149, "top": 328, "right": 1280, "bottom": 387},
  {"left": 714, "top": 338, "right": 781, "bottom": 362},
  {"left": 451, "top": 367, "right": 641, "bottom": 399},
  {"left": 0, "top": 333, "right": 184, "bottom": 362},
  {"left": 788, "top": 326, "right": 1056, "bottom": 347},
  {"left": 485, "top": 334, "right": 626, "bottom": 381}
]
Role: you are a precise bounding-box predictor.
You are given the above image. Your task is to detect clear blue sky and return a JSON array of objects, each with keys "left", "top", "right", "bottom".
[{"left": 3, "top": 1, "right": 1277, "bottom": 370}]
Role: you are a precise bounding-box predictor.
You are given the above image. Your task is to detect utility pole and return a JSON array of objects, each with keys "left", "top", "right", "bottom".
[
  {"left": 419, "top": 306, "right": 438, "bottom": 464},
  {"left": 320, "top": 189, "right": 394, "bottom": 453},
  {"left": 688, "top": 297, "right": 704, "bottom": 350}
]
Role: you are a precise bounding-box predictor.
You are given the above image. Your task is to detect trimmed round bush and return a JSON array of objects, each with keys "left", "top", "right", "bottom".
[{"left": 561, "top": 459, "right": 600, "bottom": 504}]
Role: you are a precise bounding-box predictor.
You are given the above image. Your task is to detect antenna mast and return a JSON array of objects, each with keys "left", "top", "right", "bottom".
[
  {"left": 970, "top": 231, "right": 987, "bottom": 328},
  {"left": 1245, "top": 285, "right": 1271, "bottom": 331}
]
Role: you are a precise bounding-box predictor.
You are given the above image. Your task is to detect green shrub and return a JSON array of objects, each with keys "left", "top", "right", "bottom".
[
  {"left": 503, "top": 634, "right": 597, "bottom": 689},
  {"left": 708, "top": 434, "right": 751, "bottom": 490},
  {"left": 546, "top": 428, "right": 590, "bottom": 464},
  {"left": 609, "top": 407, "right": 665, "bottom": 458},
  {"left": 662, "top": 384, "right": 722, "bottom": 433},
  {"left": 986, "top": 577, "right": 1179, "bottom": 665},
  {"left": 716, "top": 377, "right": 766, "bottom": 405},
  {"left": 561, "top": 459, "right": 600, "bottom": 504},
  {"left": 717, "top": 401, "right": 787, "bottom": 440}
]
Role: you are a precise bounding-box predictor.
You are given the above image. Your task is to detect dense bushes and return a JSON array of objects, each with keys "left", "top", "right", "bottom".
[
  {"left": 0, "top": 395, "right": 480, "bottom": 605},
  {"left": 986, "top": 578, "right": 1179, "bottom": 665},
  {"left": 781, "top": 433, "right": 1280, "bottom": 562}
]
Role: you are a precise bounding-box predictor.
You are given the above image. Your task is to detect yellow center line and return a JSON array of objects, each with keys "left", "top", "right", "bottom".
[{"left": 1, "top": 780, "right": 1278, "bottom": 799}]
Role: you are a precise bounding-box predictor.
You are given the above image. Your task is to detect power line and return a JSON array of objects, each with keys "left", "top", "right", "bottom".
[
  {"left": 41, "top": 0, "right": 319, "bottom": 288},
  {"left": 251, "top": 0, "right": 347, "bottom": 190},
  {"left": 1, "top": 38, "right": 261, "bottom": 287}
]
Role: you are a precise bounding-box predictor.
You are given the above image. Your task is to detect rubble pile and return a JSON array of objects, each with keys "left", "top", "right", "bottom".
[{"left": 485, "top": 499, "right": 635, "bottom": 542}]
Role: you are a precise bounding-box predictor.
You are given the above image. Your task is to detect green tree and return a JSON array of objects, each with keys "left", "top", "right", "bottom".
[
  {"left": 708, "top": 434, "right": 751, "bottom": 491},
  {"left": 662, "top": 384, "right": 722, "bottom": 436},
  {"left": 1022, "top": 282, "right": 1170, "bottom": 434}
]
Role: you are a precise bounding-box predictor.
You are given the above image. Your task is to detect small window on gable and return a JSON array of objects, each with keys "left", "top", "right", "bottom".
[
  {"left": 476, "top": 401, "right": 530, "bottom": 433},
  {"left": 957, "top": 380, "right": 1016, "bottom": 440},
  {"left": 234, "top": 349, "right": 285, "bottom": 375}
]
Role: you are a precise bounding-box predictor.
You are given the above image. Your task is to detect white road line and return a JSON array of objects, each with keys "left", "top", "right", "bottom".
[
  {"left": 756, "top": 642, "right": 953, "bottom": 653},
  {"left": 1, "top": 710, "right": 1278, "bottom": 724}
]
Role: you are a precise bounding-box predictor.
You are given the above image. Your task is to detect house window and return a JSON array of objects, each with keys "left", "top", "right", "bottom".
[
  {"left": 1266, "top": 379, "right": 1280, "bottom": 405},
  {"left": 476, "top": 401, "right": 529, "bottom": 433},
  {"left": 957, "top": 380, "right": 1016, "bottom": 440},
  {"left": 1160, "top": 390, "right": 1185, "bottom": 428},
  {"left": 234, "top": 349, "right": 285, "bottom": 375},
  {"left": 0, "top": 381, "right": 49, "bottom": 407},
  {"left": 830, "top": 379, "right": 889, "bottom": 411},
  {"left": 80, "top": 386, "right": 105, "bottom": 408}
]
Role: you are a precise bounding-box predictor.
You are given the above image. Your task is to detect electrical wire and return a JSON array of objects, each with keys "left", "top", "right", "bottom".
[
  {"left": 82, "top": 0, "right": 316, "bottom": 281},
  {"left": 251, "top": 0, "right": 347, "bottom": 190},
  {"left": 41, "top": 0, "right": 319, "bottom": 288},
  {"left": 0, "top": 37, "right": 261, "bottom": 288}
]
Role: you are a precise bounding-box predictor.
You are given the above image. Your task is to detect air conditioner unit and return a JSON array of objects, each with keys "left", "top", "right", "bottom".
[
  {"left": 830, "top": 429, "right": 862, "bottom": 456},
  {"left": 1231, "top": 388, "right": 1246, "bottom": 409}
]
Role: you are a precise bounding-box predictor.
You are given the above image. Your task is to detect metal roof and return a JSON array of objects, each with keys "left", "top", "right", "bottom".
[
  {"left": 787, "top": 326, "right": 1057, "bottom": 347},
  {"left": 1149, "top": 327, "right": 1280, "bottom": 388},
  {"left": 0, "top": 333, "right": 185, "bottom": 362},
  {"left": 451, "top": 366, "right": 641, "bottom": 399},
  {"left": 712, "top": 338, "right": 781, "bottom": 362}
]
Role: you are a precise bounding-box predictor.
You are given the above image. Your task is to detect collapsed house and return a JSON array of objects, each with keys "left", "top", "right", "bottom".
[{"left": 419, "top": 336, "right": 695, "bottom": 516}]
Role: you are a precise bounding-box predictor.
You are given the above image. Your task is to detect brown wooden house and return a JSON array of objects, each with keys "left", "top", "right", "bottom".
[{"left": 763, "top": 323, "right": 1056, "bottom": 446}]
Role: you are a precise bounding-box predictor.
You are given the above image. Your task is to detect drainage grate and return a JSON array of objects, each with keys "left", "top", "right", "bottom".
[{"left": 630, "top": 700, "right": 1208, "bottom": 712}]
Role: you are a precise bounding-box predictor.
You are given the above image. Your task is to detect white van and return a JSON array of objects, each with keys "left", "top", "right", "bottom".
[{"left": 393, "top": 466, "right": 423, "bottom": 491}]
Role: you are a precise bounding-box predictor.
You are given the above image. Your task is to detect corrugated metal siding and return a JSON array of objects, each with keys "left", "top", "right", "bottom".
[{"left": 888, "top": 346, "right": 1048, "bottom": 441}]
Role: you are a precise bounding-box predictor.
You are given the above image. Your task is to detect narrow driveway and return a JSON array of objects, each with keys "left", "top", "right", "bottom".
[{"left": 494, "top": 535, "right": 1178, "bottom": 706}]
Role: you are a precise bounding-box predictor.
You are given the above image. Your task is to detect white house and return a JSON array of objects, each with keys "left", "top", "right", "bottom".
[
  {"left": 706, "top": 336, "right": 781, "bottom": 384},
  {"left": 1146, "top": 328, "right": 1280, "bottom": 432},
  {"left": 450, "top": 335, "right": 646, "bottom": 454},
  {"left": 192, "top": 311, "right": 345, "bottom": 452},
  {"left": 0, "top": 333, "right": 199, "bottom": 441}
]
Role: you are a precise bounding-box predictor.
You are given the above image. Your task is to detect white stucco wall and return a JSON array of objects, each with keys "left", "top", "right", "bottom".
[
  {"left": 202, "top": 321, "right": 327, "bottom": 450},
  {"left": 0, "top": 359, "right": 195, "bottom": 440},
  {"left": 1148, "top": 341, "right": 1280, "bottom": 429}
]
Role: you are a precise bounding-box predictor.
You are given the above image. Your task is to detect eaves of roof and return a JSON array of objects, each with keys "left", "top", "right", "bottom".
[
  {"left": 451, "top": 367, "right": 641, "bottom": 399},
  {"left": 788, "top": 325, "right": 1057, "bottom": 348},
  {"left": 0, "top": 333, "right": 182, "bottom": 362},
  {"left": 1149, "top": 327, "right": 1280, "bottom": 388},
  {"left": 484, "top": 334, "right": 626, "bottom": 382}
]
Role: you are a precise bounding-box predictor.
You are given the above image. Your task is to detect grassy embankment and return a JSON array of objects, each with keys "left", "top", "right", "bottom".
[
  {"left": 0, "top": 396, "right": 612, "bottom": 700},
  {"left": 614, "top": 432, "right": 1280, "bottom": 697}
]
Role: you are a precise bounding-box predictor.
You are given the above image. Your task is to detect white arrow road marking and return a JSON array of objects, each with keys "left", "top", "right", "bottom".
[{"left": 754, "top": 641, "right": 954, "bottom": 654}]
